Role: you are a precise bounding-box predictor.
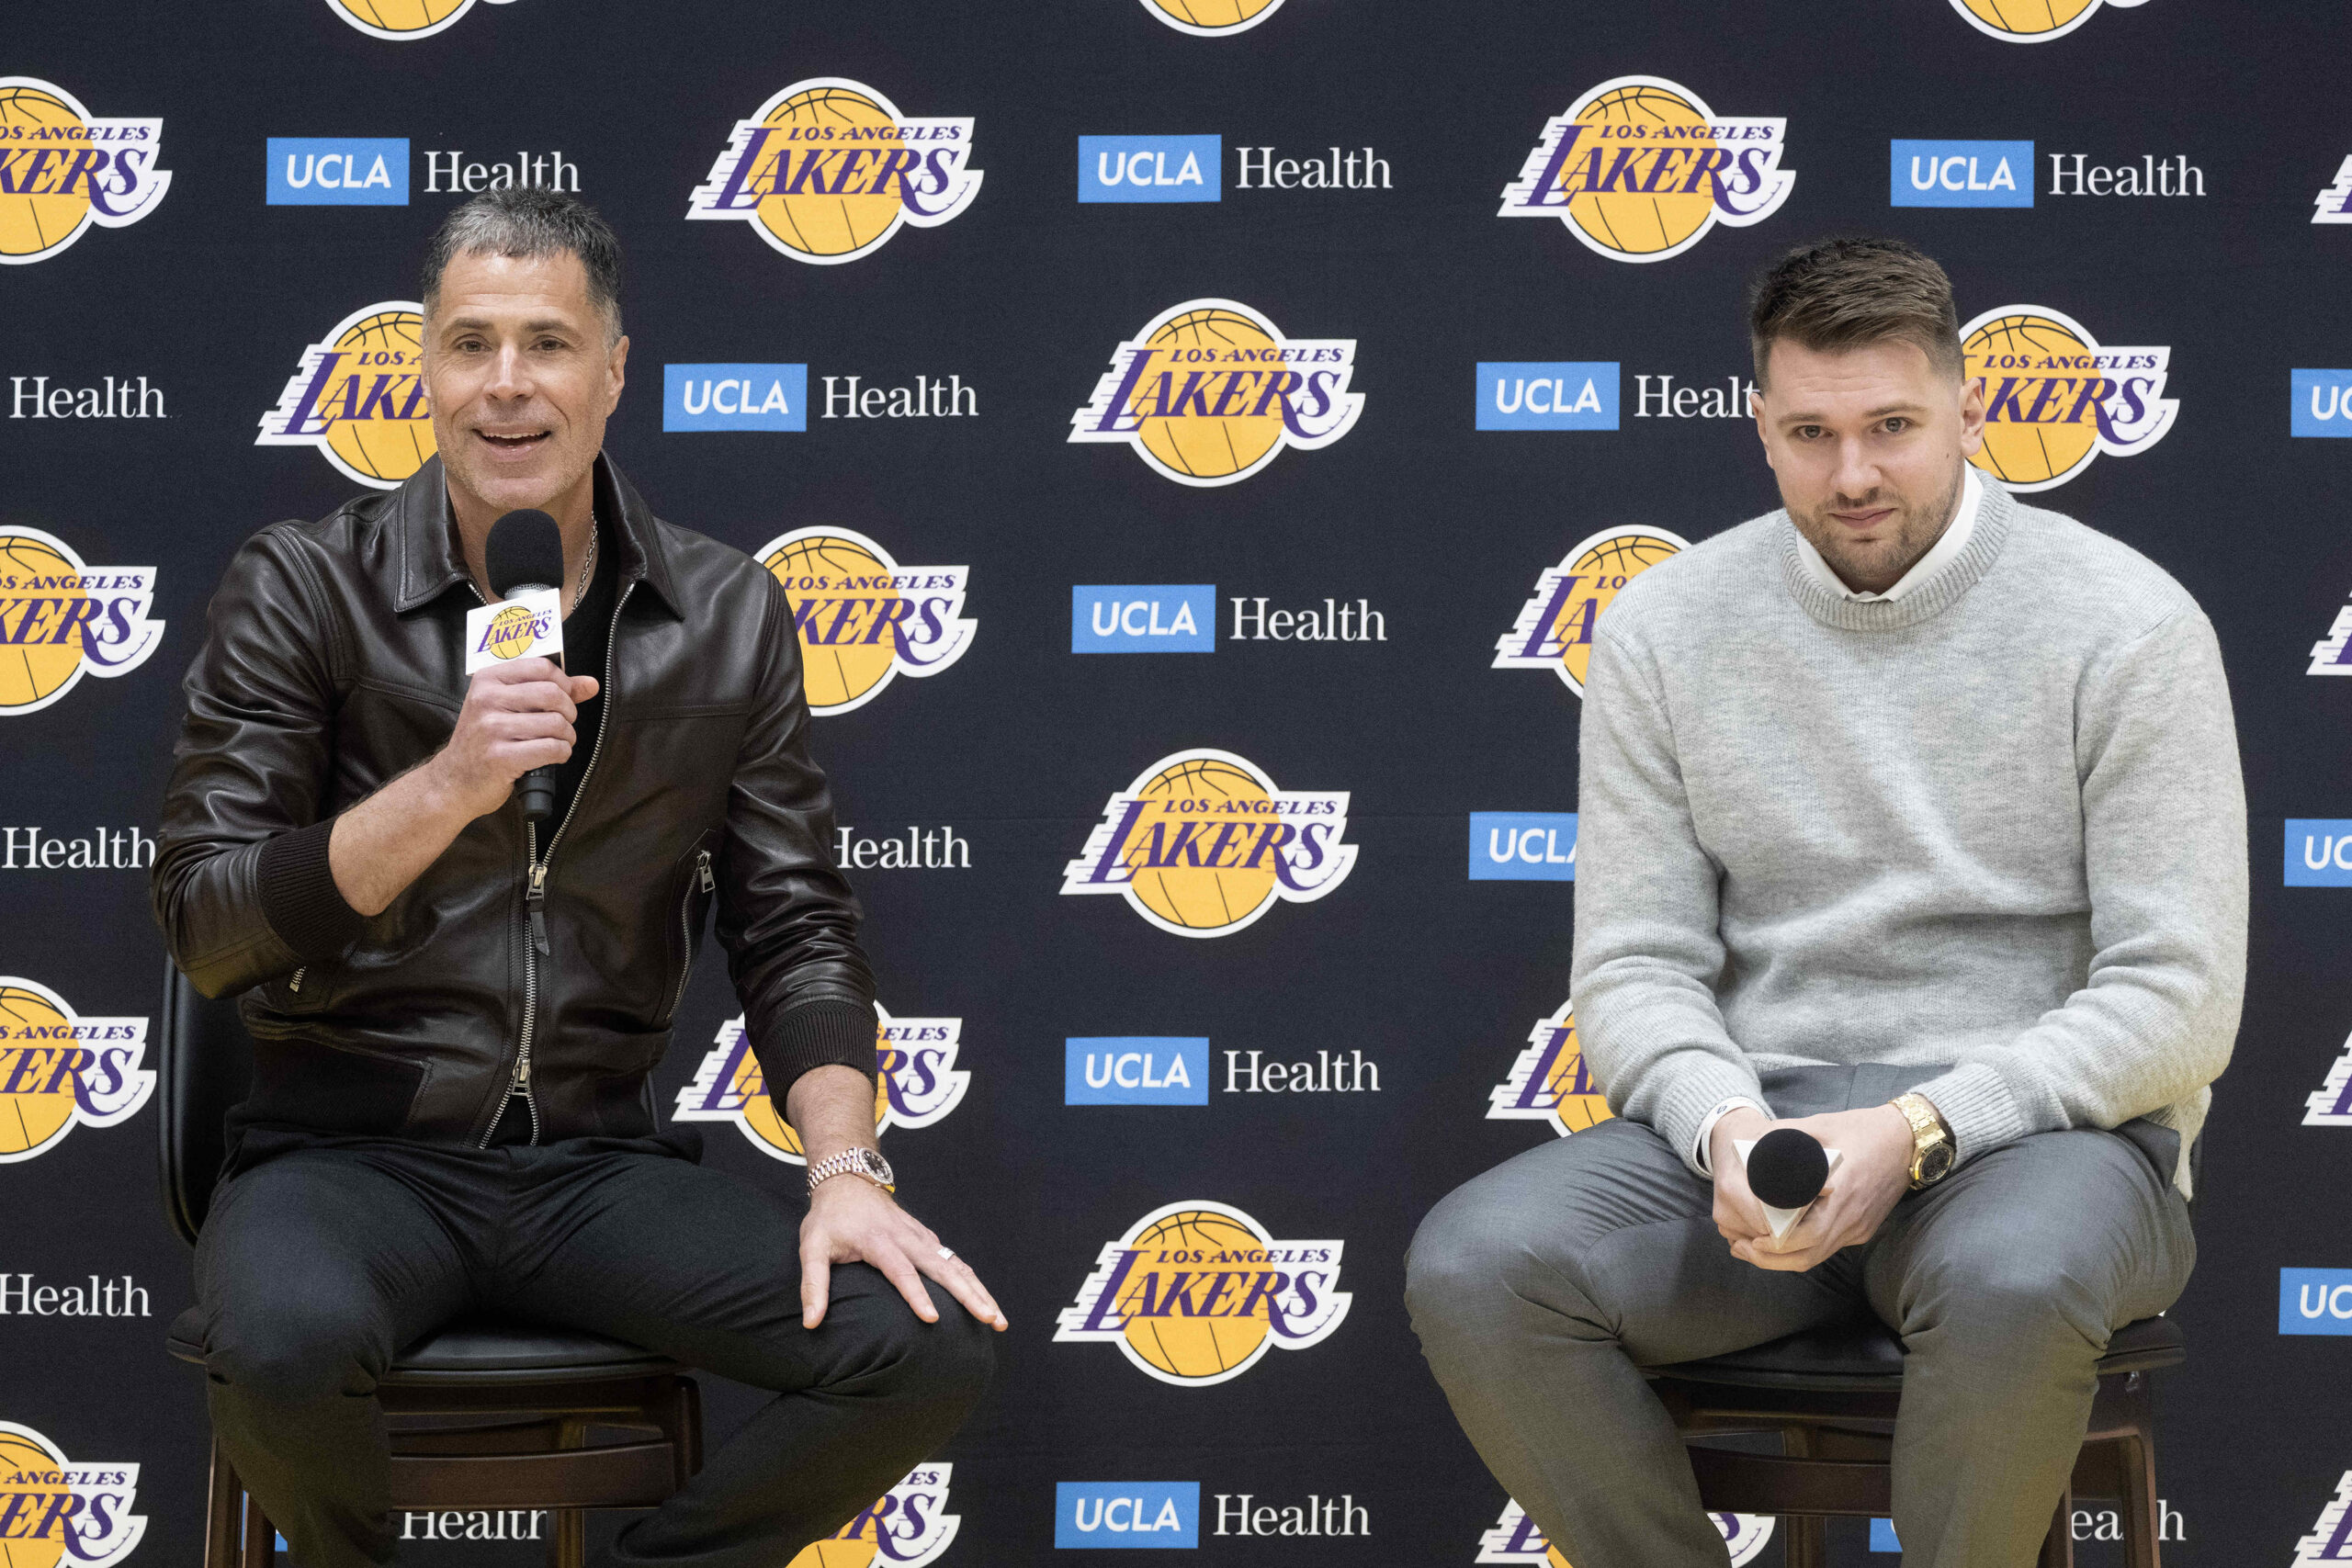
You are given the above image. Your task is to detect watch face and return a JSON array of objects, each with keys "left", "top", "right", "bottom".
[
  {"left": 857, "top": 1148, "right": 896, "bottom": 1186},
  {"left": 1919, "top": 1144, "right": 1956, "bottom": 1183}
]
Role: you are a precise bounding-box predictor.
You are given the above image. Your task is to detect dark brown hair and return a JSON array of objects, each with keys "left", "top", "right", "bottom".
[{"left": 1747, "top": 236, "right": 1962, "bottom": 389}]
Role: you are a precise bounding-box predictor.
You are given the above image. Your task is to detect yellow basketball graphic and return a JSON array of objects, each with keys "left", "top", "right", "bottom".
[
  {"left": 1118, "top": 1209, "right": 1274, "bottom": 1379},
  {"left": 1949, "top": 0, "right": 2135, "bottom": 40},
  {"left": 0, "top": 986, "right": 78, "bottom": 1161},
  {"left": 325, "top": 309, "right": 434, "bottom": 484},
  {"left": 483, "top": 604, "right": 544, "bottom": 660},
  {"left": 1540, "top": 1017, "right": 1614, "bottom": 1135},
  {"left": 790, "top": 1538, "right": 877, "bottom": 1568},
  {"left": 1134, "top": 310, "right": 1288, "bottom": 482},
  {"left": 754, "top": 86, "right": 904, "bottom": 260},
  {"left": 0, "top": 537, "right": 91, "bottom": 714},
  {"left": 0, "top": 83, "right": 88, "bottom": 263},
  {"left": 765, "top": 534, "right": 901, "bottom": 710},
  {"left": 1561, "top": 83, "right": 1719, "bottom": 259},
  {"left": 322, "top": 0, "right": 515, "bottom": 40},
  {"left": 1556, "top": 532, "right": 1682, "bottom": 689},
  {"left": 1122, "top": 756, "right": 1279, "bottom": 932},
  {"left": 1963, "top": 310, "right": 2098, "bottom": 488},
  {"left": 1142, "top": 0, "right": 1284, "bottom": 33},
  {"left": 0, "top": 1427, "right": 70, "bottom": 1568}
]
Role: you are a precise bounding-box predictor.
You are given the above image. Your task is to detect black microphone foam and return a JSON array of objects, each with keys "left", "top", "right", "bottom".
[
  {"left": 1747, "top": 1127, "right": 1830, "bottom": 1210},
  {"left": 485, "top": 509, "right": 567, "bottom": 599}
]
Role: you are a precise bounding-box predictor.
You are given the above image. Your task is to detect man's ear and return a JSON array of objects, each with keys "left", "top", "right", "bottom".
[
  {"left": 605, "top": 334, "right": 629, "bottom": 415},
  {"left": 1957, "top": 375, "right": 1986, "bottom": 458}
]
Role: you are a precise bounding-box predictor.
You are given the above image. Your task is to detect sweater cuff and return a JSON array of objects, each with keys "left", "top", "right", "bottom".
[
  {"left": 255, "top": 819, "right": 368, "bottom": 964},
  {"left": 1646, "top": 1054, "right": 1769, "bottom": 1179},
  {"left": 1910, "top": 1061, "right": 2030, "bottom": 1167},
  {"left": 752, "top": 998, "right": 880, "bottom": 1106}
]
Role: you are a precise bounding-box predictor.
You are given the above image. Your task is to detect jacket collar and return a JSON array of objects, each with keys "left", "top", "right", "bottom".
[{"left": 391, "top": 452, "right": 684, "bottom": 617}]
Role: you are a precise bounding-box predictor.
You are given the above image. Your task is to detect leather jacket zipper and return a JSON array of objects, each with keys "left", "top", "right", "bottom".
[
  {"left": 474, "top": 576, "right": 634, "bottom": 1148},
  {"left": 288, "top": 965, "right": 305, "bottom": 994},
  {"left": 669, "top": 849, "right": 714, "bottom": 1021}
]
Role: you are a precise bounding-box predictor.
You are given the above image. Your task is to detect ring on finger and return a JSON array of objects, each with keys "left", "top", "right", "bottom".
[{"left": 938, "top": 1247, "right": 955, "bottom": 1260}]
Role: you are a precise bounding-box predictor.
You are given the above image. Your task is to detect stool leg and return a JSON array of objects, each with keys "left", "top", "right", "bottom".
[
  {"left": 239, "top": 1491, "right": 275, "bottom": 1568},
  {"left": 2116, "top": 1430, "right": 2162, "bottom": 1568},
  {"left": 203, "top": 1439, "right": 240, "bottom": 1568},
  {"left": 2038, "top": 1488, "right": 2075, "bottom": 1568},
  {"left": 1782, "top": 1517, "right": 1829, "bottom": 1568},
  {"left": 548, "top": 1418, "right": 590, "bottom": 1568}
]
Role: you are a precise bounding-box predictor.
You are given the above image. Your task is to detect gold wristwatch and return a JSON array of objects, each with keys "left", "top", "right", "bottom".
[{"left": 1890, "top": 1093, "right": 1955, "bottom": 1189}]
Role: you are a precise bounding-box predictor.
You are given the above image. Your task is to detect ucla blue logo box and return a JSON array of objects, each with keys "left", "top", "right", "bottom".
[
  {"left": 1071, "top": 587, "right": 1215, "bottom": 653},
  {"left": 266, "top": 138, "right": 409, "bottom": 206},
  {"left": 2293, "top": 370, "right": 2352, "bottom": 438},
  {"left": 1476, "top": 364, "right": 1618, "bottom": 431},
  {"left": 1889, "top": 141, "right": 2033, "bottom": 208},
  {"left": 662, "top": 365, "right": 807, "bottom": 432},
  {"left": 1079, "top": 136, "right": 1221, "bottom": 203},
  {"left": 1057, "top": 1483, "right": 1199, "bottom": 1548},
  {"left": 2287, "top": 820, "right": 2352, "bottom": 886},
  {"left": 2282, "top": 1269, "right": 2352, "bottom": 1335},
  {"left": 1065, "top": 1039, "right": 1209, "bottom": 1105},
  {"left": 1470, "top": 813, "right": 1577, "bottom": 881}
]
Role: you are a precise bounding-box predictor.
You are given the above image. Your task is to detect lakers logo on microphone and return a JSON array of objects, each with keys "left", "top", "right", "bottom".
[
  {"left": 1055, "top": 1201, "right": 1350, "bottom": 1386},
  {"left": 0, "top": 1420, "right": 144, "bottom": 1566},
  {"left": 1135, "top": 0, "right": 1289, "bottom": 37},
  {"left": 1499, "top": 76, "right": 1794, "bottom": 263},
  {"left": 1961, "top": 305, "right": 2175, "bottom": 491},
  {"left": 0, "top": 532, "right": 164, "bottom": 717},
  {"left": 754, "top": 528, "right": 974, "bottom": 716},
  {"left": 1062, "top": 749, "right": 1356, "bottom": 937},
  {"left": 1493, "top": 527, "right": 1688, "bottom": 696},
  {"left": 673, "top": 1006, "right": 969, "bottom": 1164},
  {"left": 1478, "top": 1498, "right": 1771, "bottom": 1567},
  {"left": 786, "top": 1466, "right": 959, "bottom": 1568},
  {"left": 0, "top": 78, "right": 171, "bottom": 266},
  {"left": 256, "top": 302, "right": 435, "bottom": 490},
  {"left": 1487, "top": 1000, "right": 1613, "bottom": 1138},
  {"left": 687, "top": 79, "right": 981, "bottom": 265},
  {"left": 1069, "top": 299, "right": 1363, "bottom": 486},
  {"left": 1948, "top": 0, "right": 2147, "bottom": 42}
]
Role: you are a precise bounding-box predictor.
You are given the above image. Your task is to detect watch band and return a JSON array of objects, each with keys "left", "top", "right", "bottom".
[
  {"left": 1891, "top": 1092, "right": 1954, "bottom": 1189},
  {"left": 807, "top": 1147, "right": 895, "bottom": 1195}
]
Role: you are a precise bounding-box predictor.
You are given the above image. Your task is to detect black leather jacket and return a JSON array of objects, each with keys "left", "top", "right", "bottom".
[{"left": 153, "top": 455, "right": 876, "bottom": 1147}]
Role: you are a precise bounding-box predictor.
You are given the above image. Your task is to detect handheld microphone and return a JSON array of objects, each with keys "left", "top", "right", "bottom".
[
  {"left": 1744, "top": 1127, "right": 1831, "bottom": 1211},
  {"left": 483, "top": 509, "right": 569, "bottom": 824}
]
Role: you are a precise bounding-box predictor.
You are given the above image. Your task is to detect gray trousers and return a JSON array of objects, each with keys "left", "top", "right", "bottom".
[{"left": 1404, "top": 1066, "right": 2194, "bottom": 1568}]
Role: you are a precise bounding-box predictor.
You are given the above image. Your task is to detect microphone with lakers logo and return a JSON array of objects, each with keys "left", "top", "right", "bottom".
[{"left": 465, "top": 508, "right": 569, "bottom": 821}]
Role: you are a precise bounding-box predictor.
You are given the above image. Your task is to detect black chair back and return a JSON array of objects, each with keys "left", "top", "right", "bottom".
[{"left": 156, "top": 960, "right": 253, "bottom": 1248}]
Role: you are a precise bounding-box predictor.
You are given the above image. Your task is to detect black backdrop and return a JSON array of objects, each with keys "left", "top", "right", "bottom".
[{"left": 7, "top": 2, "right": 2352, "bottom": 1564}]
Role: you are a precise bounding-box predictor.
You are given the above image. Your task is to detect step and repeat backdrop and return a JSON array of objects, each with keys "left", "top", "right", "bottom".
[{"left": 7, "top": 1, "right": 2352, "bottom": 1563}]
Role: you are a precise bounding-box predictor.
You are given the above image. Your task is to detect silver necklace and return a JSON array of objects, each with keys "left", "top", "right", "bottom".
[{"left": 572, "top": 514, "right": 599, "bottom": 611}]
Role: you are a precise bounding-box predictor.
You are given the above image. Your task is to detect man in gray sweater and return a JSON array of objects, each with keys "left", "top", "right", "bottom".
[{"left": 1406, "top": 237, "right": 2245, "bottom": 1567}]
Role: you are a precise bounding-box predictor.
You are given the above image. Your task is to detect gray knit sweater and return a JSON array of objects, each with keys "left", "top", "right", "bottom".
[{"left": 1569, "top": 479, "right": 2245, "bottom": 1197}]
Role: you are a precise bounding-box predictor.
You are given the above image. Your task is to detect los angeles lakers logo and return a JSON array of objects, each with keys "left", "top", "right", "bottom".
[
  {"left": 1136, "top": 0, "right": 1289, "bottom": 36},
  {"left": 1487, "top": 1001, "right": 1613, "bottom": 1138},
  {"left": 1499, "top": 77, "right": 1794, "bottom": 263},
  {"left": 2293, "top": 1472, "right": 2352, "bottom": 1567},
  {"left": 1062, "top": 750, "right": 1356, "bottom": 938},
  {"left": 787, "top": 1466, "right": 958, "bottom": 1568},
  {"left": 673, "top": 1007, "right": 969, "bottom": 1165},
  {"left": 1949, "top": 0, "right": 2147, "bottom": 43},
  {"left": 1478, "top": 1498, "right": 1770, "bottom": 1567},
  {"left": 0, "top": 1421, "right": 144, "bottom": 1566},
  {"left": 1961, "top": 305, "right": 2175, "bottom": 491},
  {"left": 754, "top": 528, "right": 975, "bottom": 716},
  {"left": 1068, "top": 299, "right": 1363, "bottom": 487},
  {"left": 1055, "top": 1201, "right": 1350, "bottom": 1386},
  {"left": 324, "top": 0, "right": 520, "bottom": 41},
  {"left": 0, "top": 532, "right": 164, "bottom": 718},
  {"left": 482, "top": 605, "right": 548, "bottom": 660},
  {"left": 1493, "top": 527, "right": 1687, "bottom": 696},
  {"left": 0, "top": 78, "right": 170, "bottom": 266},
  {"left": 687, "top": 79, "right": 982, "bottom": 265},
  {"left": 0, "top": 980, "right": 152, "bottom": 1163},
  {"left": 256, "top": 302, "right": 435, "bottom": 491}
]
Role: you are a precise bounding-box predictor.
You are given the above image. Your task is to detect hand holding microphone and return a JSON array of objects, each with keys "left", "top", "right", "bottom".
[{"left": 1711, "top": 1102, "right": 1922, "bottom": 1274}]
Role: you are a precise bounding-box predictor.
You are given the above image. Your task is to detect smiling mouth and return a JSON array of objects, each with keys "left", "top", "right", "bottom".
[{"left": 475, "top": 429, "right": 550, "bottom": 454}]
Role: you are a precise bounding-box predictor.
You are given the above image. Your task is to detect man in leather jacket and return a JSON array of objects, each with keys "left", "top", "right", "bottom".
[{"left": 153, "top": 188, "right": 1000, "bottom": 1568}]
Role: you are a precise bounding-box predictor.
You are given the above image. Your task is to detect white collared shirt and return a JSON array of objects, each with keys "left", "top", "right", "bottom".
[{"left": 1793, "top": 468, "right": 1983, "bottom": 604}]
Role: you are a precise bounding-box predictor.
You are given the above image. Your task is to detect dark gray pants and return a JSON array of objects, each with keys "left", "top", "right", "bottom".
[
  {"left": 1404, "top": 1068, "right": 2193, "bottom": 1568},
  {"left": 194, "top": 1131, "right": 993, "bottom": 1568}
]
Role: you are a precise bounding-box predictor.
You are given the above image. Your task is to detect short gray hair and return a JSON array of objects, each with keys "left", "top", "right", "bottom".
[{"left": 420, "top": 186, "right": 623, "bottom": 343}]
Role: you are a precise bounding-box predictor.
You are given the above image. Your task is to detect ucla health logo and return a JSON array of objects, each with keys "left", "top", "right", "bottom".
[
  {"left": 1072, "top": 586, "right": 1216, "bottom": 653},
  {"left": 1477, "top": 363, "right": 1619, "bottom": 430},
  {"left": 1493, "top": 527, "right": 1688, "bottom": 695},
  {"left": 1066, "top": 1038, "right": 1210, "bottom": 1106},
  {"left": 2294, "top": 371, "right": 2352, "bottom": 441},
  {"left": 0, "top": 1421, "right": 143, "bottom": 1565},
  {"left": 1950, "top": 0, "right": 2146, "bottom": 42},
  {"left": 325, "top": 0, "right": 519, "bottom": 39},
  {"left": 1479, "top": 1498, "right": 1769, "bottom": 1566},
  {"left": 786, "top": 1466, "right": 958, "bottom": 1568},
  {"left": 1080, "top": 136, "right": 1220, "bottom": 202},
  {"left": 1136, "top": 0, "right": 1286, "bottom": 36},
  {"left": 0, "top": 78, "right": 170, "bottom": 265},
  {"left": 673, "top": 1007, "right": 968, "bottom": 1165},
  {"left": 1961, "top": 305, "right": 2175, "bottom": 491},
  {"left": 2293, "top": 1474, "right": 2352, "bottom": 1565},
  {"left": 2306, "top": 1030, "right": 2352, "bottom": 1124},
  {"left": 2282, "top": 1270, "right": 2352, "bottom": 1337},
  {"left": 1057, "top": 1483, "right": 1198, "bottom": 1548},
  {"left": 1069, "top": 299, "right": 1363, "bottom": 486},
  {"left": 256, "top": 301, "right": 434, "bottom": 489},
  {"left": 1487, "top": 1000, "right": 1613, "bottom": 1137},
  {"left": 2286, "top": 821, "right": 2352, "bottom": 886},
  {"left": 754, "top": 527, "right": 974, "bottom": 715},
  {"left": 1498, "top": 76, "right": 1793, "bottom": 263},
  {"left": 1062, "top": 749, "right": 1356, "bottom": 937},
  {"left": 665, "top": 365, "right": 807, "bottom": 432},
  {"left": 0, "top": 532, "right": 164, "bottom": 717},
  {"left": 1470, "top": 813, "right": 1576, "bottom": 882},
  {"left": 1891, "top": 141, "right": 2032, "bottom": 207},
  {"left": 266, "top": 139, "right": 408, "bottom": 205},
  {"left": 1055, "top": 1201, "right": 1349, "bottom": 1386},
  {"left": 687, "top": 79, "right": 981, "bottom": 265},
  {"left": 0, "top": 979, "right": 153, "bottom": 1162}
]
